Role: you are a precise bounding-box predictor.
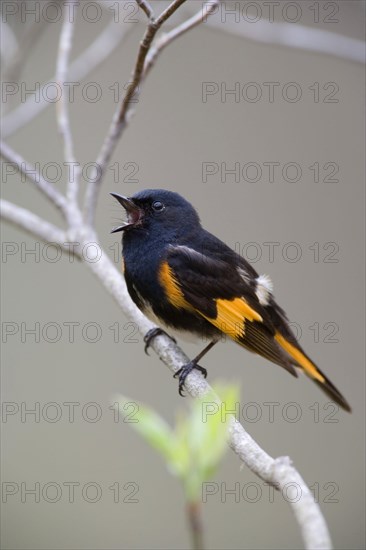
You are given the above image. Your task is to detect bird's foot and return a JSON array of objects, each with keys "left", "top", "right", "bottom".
[
  {"left": 173, "top": 362, "right": 207, "bottom": 396},
  {"left": 144, "top": 327, "right": 176, "bottom": 355}
]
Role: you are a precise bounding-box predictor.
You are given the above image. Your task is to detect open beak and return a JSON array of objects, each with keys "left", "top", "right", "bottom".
[{"left": 110, "top": 193, "right": 143, "bottom": 233}]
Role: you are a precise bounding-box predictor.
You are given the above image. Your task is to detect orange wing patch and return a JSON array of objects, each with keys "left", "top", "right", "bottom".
[
  {"left": 201, "top": 297, "right": 263, "bottom": 341},
  {"left": 275, "top": 333, "right": 325, "bottom": 382},
  {"left": 159, "top": 260, "right": 262, "bottom": 341},
  {"left": 159, "top": 261, "right": 192, "bottom": 310}
]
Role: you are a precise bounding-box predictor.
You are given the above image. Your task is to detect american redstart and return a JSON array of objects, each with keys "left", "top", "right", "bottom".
[{"left": 111, "top": 189, "right": 351, "bottom": 412}]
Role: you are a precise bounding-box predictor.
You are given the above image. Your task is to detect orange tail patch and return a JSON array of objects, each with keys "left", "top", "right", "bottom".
[
  {"left": 275, "top": 333, "right": 325, "bottom": 383},
  {"left": 275, "top": 332, "right": 351, "bottom": 412}
]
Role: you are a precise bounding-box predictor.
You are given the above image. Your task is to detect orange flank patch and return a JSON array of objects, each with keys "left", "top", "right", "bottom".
[
  {"left": 275, "top": 333, "right": 325, "bottom": 382},
  {"left": 159, "top": 261, "right": 191, "bottom": 310},
  {"left": 202, "top": 297, "right": 263, "bottom": 341}
]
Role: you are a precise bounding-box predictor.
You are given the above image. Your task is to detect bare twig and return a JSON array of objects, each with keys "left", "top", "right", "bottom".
[
  {"left": 0, "top": 200, "right": 67, "bottom": 245},
  {"left": 84, "top": 0, "right": 189, "bottom": 226},
  {"left": 56, "top": 0, "right": 80, "bottom": 204},
  {"left": 144, "top": 0, "right": 220, "bottom": 74},
  {"left": 135, "top": 0, "right": 154, "bottom": 19},
  {"left": 3, "top": 6, "right": 364, "bottom": 139},
  {"left": 1, "top": 14, "right": 49, "bottom": 91},
  {"left": 204, "top": 14, "right": 365, "bottom": 64},
  {"left": 187, "top": 502, "right": 204, "bottom": 550},
  {"left": 2, "top": 18, "right": 134, "bottom": 139},
  {"left": 154, "top": 0, "right": 187, "bottom": 25},
  {"left": 0, "top": 141, "right": 67, "bottom": 214},
  {"left": 117, "top": 0, "right": 187, "bottom": 124},
  {"left": 0, "top": 19, "right": 19, "bottom": 73},
  {"left": 84, "top": 0, "right": 220, "bottom": 226},
  {"left": 228, "top": 424, "right": 332, "bottom": 550}
]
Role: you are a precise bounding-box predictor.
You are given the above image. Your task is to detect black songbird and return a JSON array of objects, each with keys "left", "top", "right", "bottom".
[{"left": 111, "top": 189, "right": 351, "bottom": 412}]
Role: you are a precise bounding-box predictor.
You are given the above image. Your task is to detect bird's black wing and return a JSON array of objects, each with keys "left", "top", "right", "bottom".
[
  {"left": 160, "top": 244, "right": 298, "bottom": 376},
  {"left": 160, "top": 243, "right": 351, "bottom": 411}
]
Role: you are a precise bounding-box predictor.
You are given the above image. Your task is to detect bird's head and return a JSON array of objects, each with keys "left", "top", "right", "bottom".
[{"left": 110, "top": 189, "right": 200, "bottom": 237}]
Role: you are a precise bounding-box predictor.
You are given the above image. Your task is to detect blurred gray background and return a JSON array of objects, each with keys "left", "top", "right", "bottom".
[{"left": 1, "top": 1, "right": 365, "bottom": 549}]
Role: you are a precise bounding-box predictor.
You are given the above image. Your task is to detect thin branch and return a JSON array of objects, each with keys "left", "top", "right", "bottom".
[
  {"left": 135, "top": 0, "right": 154, "bottom": 19},
  {"left": 144, "top": 0, "right": 220, "bottom": 74},
  {"left": 84, "top": 0, "right": 188, "bottom": 226},
  {"left": 204, "top": 15, "right": 365, "bottom": 64},
  {"left": 187, "top": 502, "right": 204, "bottom": 550},
  {"left": 2, "top": 18, "right": 134, "bottom": 139},
  {"left": 0, "top": 200, "right": 67, "bottom": 246},
  {"left": 154, "top": 0, "right": 187, "bottom": 26},
  {"left": 0, "top": 19, "right": 19, "bottom": 73},
  {"left": 0, "top": 141, "right": 68, "bottom": 214},
  {"left": 115, "top": 0, "right": 187, "bottom": 127},
  {"left": 1, "top": 14, "right": 49, "bottom": 92},
  {"left": 84, "top": 0, "right": 220, "bottom": 226},
  {"left": 56, "top": 0, "right": 80, "bottom": 204},
  {"left": 3, "top": 7, "right": 364, "bottom": 139},
  {"left": 83, "top": 18, "right": 160, "bottom": 213},
  {"left": 228, "top": 427, "right": 331, "bottom": 549}
]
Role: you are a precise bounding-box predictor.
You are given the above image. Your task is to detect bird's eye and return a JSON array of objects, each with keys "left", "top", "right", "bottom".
[{"left": 152, "top": 201, "right": 165, "bottom": 212}]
